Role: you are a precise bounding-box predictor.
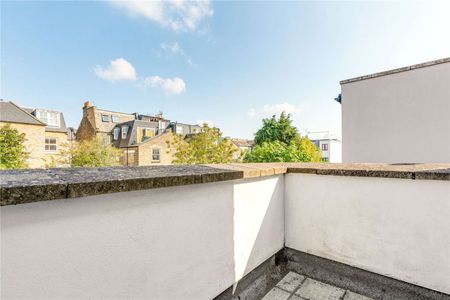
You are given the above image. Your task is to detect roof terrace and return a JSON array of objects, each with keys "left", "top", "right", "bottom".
[{"left": 1, "top": 163, "right": 449, "bottom": 299}]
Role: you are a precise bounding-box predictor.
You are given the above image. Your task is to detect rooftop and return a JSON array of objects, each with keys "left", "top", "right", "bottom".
[{"left": 340, "top": 57, "right": 450, "bottom": 85}]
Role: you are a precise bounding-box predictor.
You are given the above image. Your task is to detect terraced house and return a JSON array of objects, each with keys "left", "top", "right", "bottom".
[
  {"left": 76, "top": 101, "right": 202, "bottom": 166},
  {"left": 0, "top": 100, "right": 68, "bottom": 168}
]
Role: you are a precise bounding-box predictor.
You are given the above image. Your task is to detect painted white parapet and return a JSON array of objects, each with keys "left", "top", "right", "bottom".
[
  {"left": 285, "top": 173, "right": 450, "bottom": 295},
  {"left": 1, "top": 165, "right": 450, "bottom": 298},
  {"left": 1, "top": 176, "right": 285, "bottom": 300}
]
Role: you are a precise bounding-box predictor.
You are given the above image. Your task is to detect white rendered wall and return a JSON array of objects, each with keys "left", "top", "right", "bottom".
[
  {"left": 329, "top": 140, "right": 342, "bottom": 163},
  {"left": 1, "top": 176, "right": 284, "bottom": 300},
  {"left": 342, "top": 62, "right": 450, "bottom": 163},
  {"left": 285, "top": 173, "right": 450, "bottom": 294}
]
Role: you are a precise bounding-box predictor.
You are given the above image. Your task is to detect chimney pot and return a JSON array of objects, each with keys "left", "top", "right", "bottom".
[{"left": 84, "top": 101, "right": 91, "bottom": 108}]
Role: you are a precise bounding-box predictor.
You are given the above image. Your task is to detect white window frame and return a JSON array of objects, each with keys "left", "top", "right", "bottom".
[
  {"left": 152, "top": 148, "right": 160, "bottom": 162},
  {"left": 111, "top": 115, "right": 120, "bottom": 123},
  {"left": 101, "top": 114, "right": 110, "bottom": 122},
  {"left": 113, "top": 128, "right": 120, "bottom": 140},
  {"left": 45, "top": 137, "right": 57, "bottom": 152},
  {"left": 121, "top": 126, "right": 128, "bottom": 139},
  {"left": 37, "top": 111, "right": 60, "bottom": 127}
]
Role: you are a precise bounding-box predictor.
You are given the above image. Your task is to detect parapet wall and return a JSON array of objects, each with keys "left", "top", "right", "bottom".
[{"left": 1, "top": 163, "right": 449, "bottom": 299}]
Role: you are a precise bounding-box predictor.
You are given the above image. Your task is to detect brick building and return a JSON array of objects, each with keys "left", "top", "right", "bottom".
[
  {"left": 0, "top": 100, "right": 68, "bottom": 168},
  {"left": 76, "top": 101, "right": 202, "bottom": 166}
]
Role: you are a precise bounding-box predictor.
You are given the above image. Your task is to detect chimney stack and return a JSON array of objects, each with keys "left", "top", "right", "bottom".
[{"left": 82, "top": 101, "right": 93, "bottom": 117}]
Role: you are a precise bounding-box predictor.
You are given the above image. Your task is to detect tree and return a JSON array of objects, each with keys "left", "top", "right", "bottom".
[
  {"left": 63, "top": 138, "right": 122, "bottom": 167},
  {"left": 244, "top": 112, "right": 321, "bottom": 163},
  {"left": 168, "top": 125, "right": 235, "bottom": 164},
  {"left": 254, "top": 112, "right": 298, "bottom": 145},
  {"left": 0, "top": 124, "right": 29, "bottom": 169}
]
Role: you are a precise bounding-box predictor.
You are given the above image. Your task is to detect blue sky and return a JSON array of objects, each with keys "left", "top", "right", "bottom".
[{"left": 2, "top": 1, "right": 450, "bottom": 139}]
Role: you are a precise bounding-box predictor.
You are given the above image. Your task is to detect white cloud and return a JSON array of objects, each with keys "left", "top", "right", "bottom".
[
  {"left": 142, "top": 76, "right": 186, "bottom": 95},
  {"left": 109, "top": 0, "right": 213, "bottom": 31},
  {"left": 248, "top": 102, "right": 300, "bottom": 118},
  {"left": 159, "top": 41, "right": 196, "bottom": 66},
  {"left": 196, "top": 119, "right": 214, "bottom": 127},
  {"left": 247, "top": 108, "right": 256, "bottom": 118},
  {"left": 160, "top": 42, "right": 184, "bottom": 54},
  {"left": 94, "top": 58, "right": 137, "bottom": 81},
  {"left": 95, "top": 57, "right": 186, "bottom": 95},
  {"left": 262, "top": 102, "right": 300, "bottom": 115}
]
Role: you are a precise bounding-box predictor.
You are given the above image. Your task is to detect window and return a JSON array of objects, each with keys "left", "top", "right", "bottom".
[
  {"left": 37, "top": 111, "right": 60, "bottom": 127},
  {"left": 122, "top": 126, "right": 128, "bottom": 139},
  {"left": 102, "top": 135, "right": 111, "bottom": 145},
  {"left": 321, "top": 143, "right": 328, "bottom": 151},
  {"left": 101, "top": 114, "right": 110, "bottom": 122},
  {"left": 321, "top": 157, "right": 329, "bottom": 162},
  {"left": 45, "top": 138, "right": 57, "bottom": 151},
  {"left": 152, "top": 148, "right": 160, "bottom": 161},
  {"left": 113, "top": 128, "right": 120, "bottom": 140},
  {"left": 143, "top": 128, "right": 155, "bottom": 138},
  {"left": 111, "top": 115, "right": 120, "bottom": 123}
]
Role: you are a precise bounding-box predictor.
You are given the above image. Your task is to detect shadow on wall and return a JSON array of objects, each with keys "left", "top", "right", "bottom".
[
  {"left": 0, "top": 176, "right": 286, "bottom": 299},
  {"left": 1, "top": 183, "right": 236, "bottom": 299}
]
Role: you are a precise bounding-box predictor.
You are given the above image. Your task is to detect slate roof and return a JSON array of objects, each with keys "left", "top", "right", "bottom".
[
  {"left": 113, "top": 119, "right": 162, "bottom": 148},
  {"left": 21, "top": 106, "right": 68, "bottom": 133},
  {"left": 231, "top": 139, "right": 254, "bottom": 148},
  {"left": 0, "top": 101, "right": 45, "bottom": 126}
]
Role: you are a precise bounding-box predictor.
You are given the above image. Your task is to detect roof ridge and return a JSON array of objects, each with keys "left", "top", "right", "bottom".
[{"left": 7, "top": 101, "right": 46, "bottom": 126}]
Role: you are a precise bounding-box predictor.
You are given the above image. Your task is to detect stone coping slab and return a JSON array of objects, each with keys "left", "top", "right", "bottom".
[
  {"left": 1, "top": 163, "right": 449, "bottom": 206},
  {"left": 340, "top": 57, "right": 450, "bottom": 85}
]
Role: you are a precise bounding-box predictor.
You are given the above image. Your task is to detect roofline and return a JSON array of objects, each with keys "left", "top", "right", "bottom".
[
  {"left": 311, "top": 138, "right": 342, "bottom": 142},
  {"left": 7, "top": 101, "right": 47, "bottom": 126},
  {"left": 340, "top": 57, "right": 450, "bottom": 85},
  {"left": 95, "top": 108, "right": 135, "bottom": 116},
  {"left": 118, "top": 131, "right": 173, "bottom": 147}
]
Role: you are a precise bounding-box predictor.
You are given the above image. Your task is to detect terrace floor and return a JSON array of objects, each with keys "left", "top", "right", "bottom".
[{"left": 262, "top": 272, "right": 373, "bottom": 300}]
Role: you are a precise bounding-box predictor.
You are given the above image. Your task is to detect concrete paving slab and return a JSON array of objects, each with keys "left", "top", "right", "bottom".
[
  {"left": 262, "top": 287, "right": 291, "bottom": 300},
  {"left": 276, "top": 271, "right": 305, "bottom": 292},
  {"left": 295, "top": 278, "right": 345, "bottom": 300},
  {"left": 344, "top": 290, "right": 374, "bottom": 300}
]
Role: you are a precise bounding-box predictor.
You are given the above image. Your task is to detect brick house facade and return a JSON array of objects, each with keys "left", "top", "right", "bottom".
[
  {"left": 0, "top": 101, "right": 68, "bottom": 168},
  {"left": 77, "top": 102, "right": 197, "bottom": 166}
]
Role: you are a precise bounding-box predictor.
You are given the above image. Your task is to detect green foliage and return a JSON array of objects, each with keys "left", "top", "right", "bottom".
[
  {"left": 244, "top": 137, "right": 321, "bottom": 163},
  {"left": 63, "top": 138, "right": 122, "bottom": 167},
  {"left": 0, "top": 124, "right": 29, "bottom": 169},
  {"left": 254, "top": 112, "right": 298, "bottom": 145},
  {"left": 168, "top": 125, "right": 235, "bottom": 164},
  {"left": 245, "top": 112, "right": 322, "bottom": 163}
]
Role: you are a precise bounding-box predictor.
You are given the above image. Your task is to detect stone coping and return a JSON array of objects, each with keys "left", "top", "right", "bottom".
[
  {"left": 1, "top": 163, "right": 449, "bottom": 206},
  {"left": 340, "top": 57, "right": 450, "bottom": 85}
]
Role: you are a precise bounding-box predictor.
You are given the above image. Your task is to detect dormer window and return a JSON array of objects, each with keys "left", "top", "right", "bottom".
[
  {"left": 111, "top": 115, "right": 120, "bottom": 123},
  {"left": 36, "top": 111, "right": 60, "bottom": 127},
  {"left": 122, "top": 126, "right": 128, "bottom": 139},
  {"left": 101, "top": 114, "right": 110, "bottom": 122}
]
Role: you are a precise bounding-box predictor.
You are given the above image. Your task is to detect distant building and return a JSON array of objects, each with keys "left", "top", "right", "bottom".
[
  {"left": 307, "top": 132, "right": 342, "bottom": 163},
  {"left": 231, "top": 139, "right": 254, "bottom": 161},
  {"left": 0, "top": 100, "right": 68, "bottom": 168},
  {"left": 76, "top": 101, "right": 202, "bottom": 166},
  {"left": 339, "top": 57, "right": 450, "bottom": 163}
]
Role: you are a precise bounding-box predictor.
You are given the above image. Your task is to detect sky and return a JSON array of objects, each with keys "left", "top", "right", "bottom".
[{"left": 2, "top": 1, "right": 450, "bottom": 139}]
